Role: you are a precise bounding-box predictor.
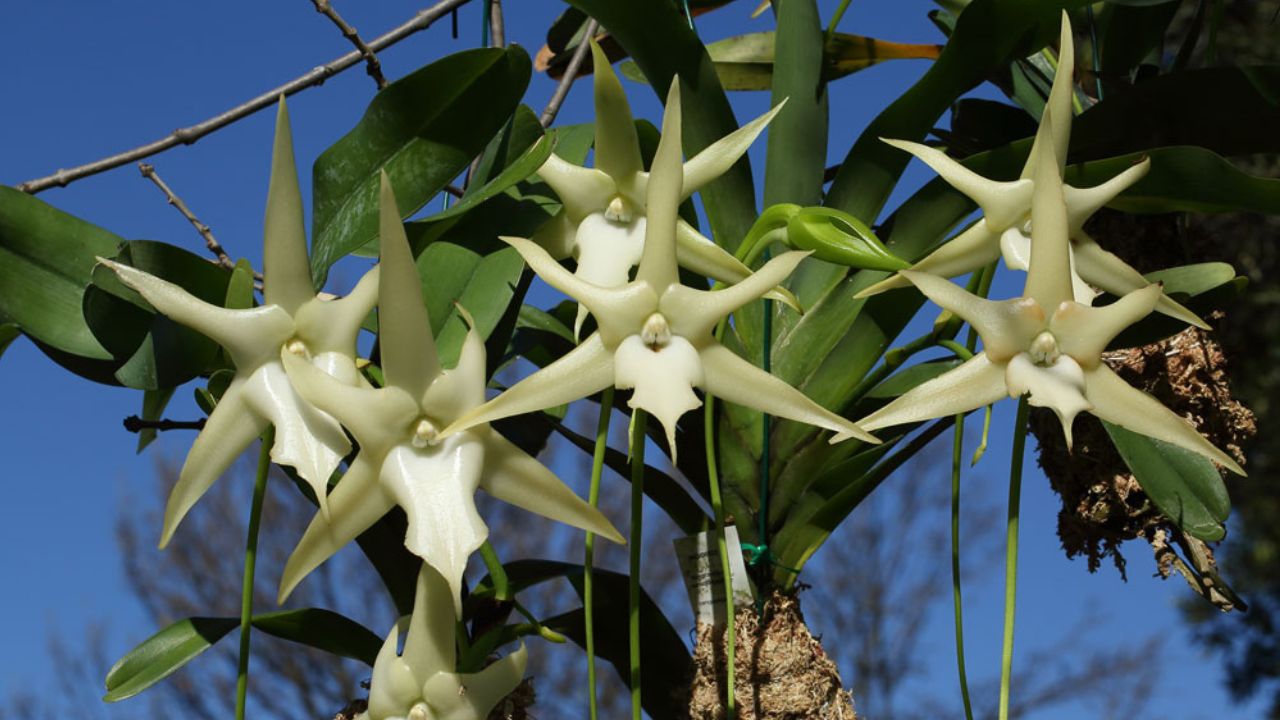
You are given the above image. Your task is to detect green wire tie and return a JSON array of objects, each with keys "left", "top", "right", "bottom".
[{"left": 740, "top": 542, "right": 801, "bottom": 575}]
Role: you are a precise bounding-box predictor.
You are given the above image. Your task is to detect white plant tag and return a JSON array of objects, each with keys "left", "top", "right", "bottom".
[{"left": 673, "top": 525, "right": 754, "bottom": 627}]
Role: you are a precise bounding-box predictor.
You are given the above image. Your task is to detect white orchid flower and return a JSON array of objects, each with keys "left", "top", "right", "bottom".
[
  {"left": 856, "top": 123, "right": 1243, "bottom": 475},
  {"left": 536, "top": 41, "right": 796, "bottom": 336},
  {"left": 361, "top": 565, "right": 526, "bottom": 720},
  {"left": 445, "top": 81, "right": 879, "bottom": 459},
  {"left": 99, "top": 99, "right": 378, "bottom": 546},
  {"left": 277, "top": 173, "right": 623, "bottom": 613},
  {"left": 857, "top": 12, "right": 1204, "bottom": 329}
]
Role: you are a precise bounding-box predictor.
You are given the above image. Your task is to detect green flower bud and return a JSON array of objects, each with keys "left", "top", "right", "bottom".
[{"left": 785, "top": 207, "right": 908, "bottom": 271}]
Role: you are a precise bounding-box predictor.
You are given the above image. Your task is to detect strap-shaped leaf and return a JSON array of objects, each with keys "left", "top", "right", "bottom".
[
  {"left": 310, "top": 47, "right": 531, "bottom": 282},
  {"left": 104, "top": 609, "right": 383, "bottom": 703},
  {"left": 0, "top": 186, "right": 122, "bottom": 360},
  {"left": 1103, "top": 421, "right": 1231, "bottom": 541}
]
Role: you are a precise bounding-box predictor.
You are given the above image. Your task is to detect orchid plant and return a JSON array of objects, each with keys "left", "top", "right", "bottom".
[{"left": 2, "top": 3, "right": 1272, "bottom": 720}]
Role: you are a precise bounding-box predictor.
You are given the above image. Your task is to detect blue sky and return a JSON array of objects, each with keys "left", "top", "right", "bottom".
[{"left": 0, "top": 1, "right": 1264, "bottom": 717}]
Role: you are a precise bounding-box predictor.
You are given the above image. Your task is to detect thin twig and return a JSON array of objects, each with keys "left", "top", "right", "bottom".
[
  {"left": 17, "top": 0, "right": 473, "bottom": 194},
  {"left": 540, "top": 19, "right": 599, "bottom": 127},
  {"left": 138, "top": 163, "right": 236, "bottom": 271},
  {"left": 445, "top": 184, "right": 465, "bottom": 198},
  {"left": 488, "top": 0, "right": 505, "bottom": 47},
  {"left": 122, "top": 416, "right": 207, "bottom": 433},
  {"left": 309, "top": 0, "right": 388, "bottom": 89}
]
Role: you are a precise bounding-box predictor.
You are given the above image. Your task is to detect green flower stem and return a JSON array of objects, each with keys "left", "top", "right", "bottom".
[
  {"left": 478, "top": 540, "right": 511, "bottom": 601},
  {"left": 950, "top": 410, "right": 976, "bottom": 720},
  {"left": 235, "top": 426, "right": 274, "bottom": 720},
  {"left": 824, "top": 0, "right": 854, "bottom": 45},
  {"left": 704, "top": 394, "right": 737, "bottom": 716},
  {"left": 585, "top": 386, "right": 615, "bottom": 720},
  {"left": 999, "top": 397, "right": 1031, "bottom": 720},
  {"left": 629, "top": 409, "right": 648, "bottom": 720}
]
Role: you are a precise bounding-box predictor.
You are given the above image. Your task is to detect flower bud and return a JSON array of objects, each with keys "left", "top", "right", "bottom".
[{"left": 784, "top": 207, "right": 909, "bottom": 271}]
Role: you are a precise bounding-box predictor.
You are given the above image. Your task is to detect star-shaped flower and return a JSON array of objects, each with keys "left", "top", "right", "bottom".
[
  {"left": 535, "top": 41, "right": 795, "bottom": 335},
  {"left": 857, "top": 12, "right": 1204, "bottom": 329},
  {"left": 277, "top": 173, "right": 623, "bottom": 612},
  {"left": 856, "top": 122, "right": 1243, "bottom": 475},
  {"left": 361, "top": 565, "right": 526, "bottom": 720},
  {"left": 99, "top": 99, "right": 378, "bottom": 546},
  {"left": 445, "top": 81, "right": 879, "bottom": 458}
]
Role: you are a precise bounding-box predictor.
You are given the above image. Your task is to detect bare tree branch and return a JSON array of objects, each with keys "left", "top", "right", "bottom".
[
  {"left": 539, "top": 20, "right": 599, "bottom": 128},
  {"left": 16, "top": 0, "right": 473, "bottom": 194},
  {"left": 308, "top": 0, "right": 388, "bottom": 90},
  {"left": 138, "top": 162, "right": 247, "bottom": 274}
]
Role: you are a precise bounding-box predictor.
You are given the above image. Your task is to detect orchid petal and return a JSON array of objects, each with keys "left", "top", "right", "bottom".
[
  {"left": 536, "top": 153, "right": 616, "bottom": 223},
  {"left": 1072, "top": 234, "right": 1208, "bottom": 328},
  {"left": 589, "top": 41, "right": 644, "bottom": 191},
  {"left": 367, "top": 621, "right": 422, "bottom": 720},
  {"left": 1005, "top": 353, "right": 1091, "bottom": 447},
  {"left": 700, "top": 343, "right": 879, "bottom": 443},
  {"left": 420, "top": 646, "right": 527, "bottom": 720},
  {"left": 882, "top": 138, "right": 1033, "bottom": 230},
  {"left": 858, "top": 353, "right": 1008, "bottom": 432},
  {"left": 856, "top": 221, "right": 1002, "bottom": 299},
  {"left": 278, "top": 454, "right": 393, "bottom": 602},
  {"left": 635, "top": 79, "right": 684, "bottom": 293},
  {"left": 1064, "top": 159, "right": 1150, "bottom": 233},
  {"left": 99, "top": 258, "right": 294, "bottom": 369},
  {"left": 574, "top": 214, "right": 647, "bottom": 288},
  {"left": 900, "top": 271, "right": 1045, "bottom": 362},
  {"left": 379, "top": 172, "right": 440, "bottom": 396},
  {"left": 444, "top": 333, "right": 615, "bottom": 436},
  {"left": 614, "top": 334, "right": 704, "bottom": 459},
  {"left": 1051, "top": 284, "right": 1162, "bottom": 367},
  {"left": 381, "top": 439, "right": 488, "bottom": 617},
  {"left": 160, "top": 379, "right": 268, "bottom": 547},
  {"left": 293, "top": 265, "right": 380, "bottom": 355},
  {"left": 1023, "top": 112, "right": 1074, "bottom": 311},
  {"left": 243, "top": 360, "right": 348, "bottom": 514},
  {"left": 281, "top": 349, "right": 418, "bottom": 451},
  {"left": 1084, "top": 364, "right": 1245, "bottom": 475},
  {"left": 263, "top": 98, "right": 314, "bottom": 315},
  {"left": 402, "top": 564, "right": 457, "bottom": 679},
  {"left": 500, "top": 236, "right": 655, "bottom": 345},
  {"left": 681, "top": 100, "right": 785, "bottom": 201},
  {"left": 480, "top": 427, "right": 624, "bottom": 543},
  {"left": 530, "top": 209, "right": 578, "bottom": 260},
  {"left": 421, "top": 322, "right": 488, "bottom": 420},
  {"left": 673, "top": 220, "right": 800, "bottom": 311},
  {"left": 664, "top": 251, "right": 808, "bottom": 341},
  {"left": 1022, "top": 12, "right": 1075, "bottom": 179}
]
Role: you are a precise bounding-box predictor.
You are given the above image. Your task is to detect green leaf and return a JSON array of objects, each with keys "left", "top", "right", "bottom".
[
  {"left": 250, "top": 608, "right": 383, "bottom": 666},
  {"left": 1099, "top": 1, "right": 1182, "bottom": 82},
  {"left": 135, "top": 386, "right": 176, "bottom": 453},
  {"left": 1145, "top": 262, "right": 1237, "bottom": 297},
  {"left": 764, "top": 0, "right": 828, "bottom": 207},
  {"left": 0, "top": 321, "right": 19, "bottom": 362},
  {"left": 563, "top": 0, "right": 757, "bottom": 251},
  {"left": 103, "top": 608, "right": 382, "bottom": 703},
  {"left": 310, "top": 47, "right": 532, "bottom": 282},
  {"left": 826, "top": 0, "right": 1091, "bottom": 221},
  {"left": 0, "top": 186, "right": 122, "bottom": 360},
  {"left": 1072, "top": 66, "right": 1280, "bottom": 160},
  {"left": 464, "top": 105, "right": 546, "bottom": 197},
  {"left": 85, "top": 240, "right": 232, "bottom": 389},
  {"left": 104, "top": 617, "right": 238, "bottom": 702},
  {"left": 1066, "top": 147, "right": 1280, "bottom": 215},
  {"left": 1103, "top": 421, "right": 1231, "bottom": 541},
  {"left": 414, "top": 241, "right": 525, "bottom": 368},
  {"left": 620, "top": 31, "right": 941, "bottom": 92}
]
